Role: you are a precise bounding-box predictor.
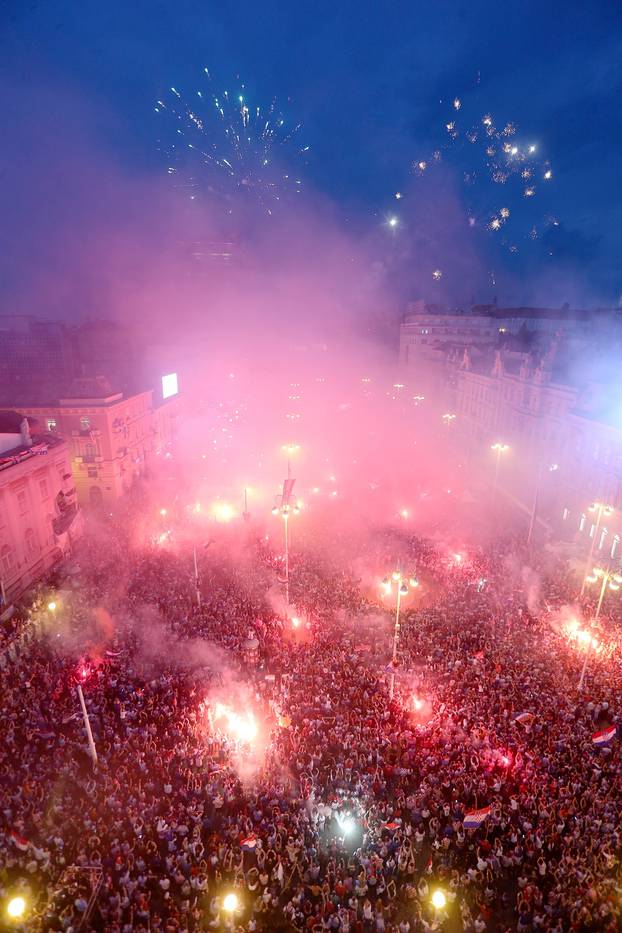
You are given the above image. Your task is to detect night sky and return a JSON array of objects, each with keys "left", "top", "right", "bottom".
[{"left": 1, "top": 0, "right": 622, "bottom": 316}]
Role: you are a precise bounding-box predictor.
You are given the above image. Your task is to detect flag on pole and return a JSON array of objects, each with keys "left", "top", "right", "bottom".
[
  {"left": 592, "top": 725, "right": 616, "bottom": 746},
  {"left": 9, "top": 830, "right": 30, "bottom": 851},
  {"left": 463, "top": 806, "right": 491, "bottom": 828},
  {"left": 385, "top": 661, "right": 399, "bottom": 673},
  {"left": 241, "top": 834, "right": 258, "bottom": 851},
  {"left": 383, "top": 820, "right": 401, "bottom": 831}
]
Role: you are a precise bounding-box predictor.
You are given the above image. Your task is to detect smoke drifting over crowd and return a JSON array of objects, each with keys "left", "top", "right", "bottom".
[{"left": 3, "top": 9, "right": 622, "bottom": 931}]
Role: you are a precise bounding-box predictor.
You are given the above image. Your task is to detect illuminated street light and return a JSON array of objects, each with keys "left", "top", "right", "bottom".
[
  {"left": 431, "top": 889, "right": 447, "bottom": 911},
  {"left": 584, "top": 566, "right": 622, "bottom": 621},
  {"left": 159, "top": 508, "right": 167, "bottom": 517},
  {"left": 580, "top": 502, "right": 614, "bottom": 595},
  {"left": 442, "top": 413, "right": 456, "bottom": 427},
  {"left": 222, "top": 892, "right": 239, "bottom": 913},
  {"left": 527, "top": 460, "right": 560, "bottom": 546},
  {"left": 381, "top": 570, "right": 419, "bottom": 700},
  {"left": 490, "top": 442, "right": 510, "bottom": 506},
  {"left": 273, "top": 464, "right": 300, "bottom": 604},
  {"left": 6, "top": 896, "right": 26, "bottom": 920}
]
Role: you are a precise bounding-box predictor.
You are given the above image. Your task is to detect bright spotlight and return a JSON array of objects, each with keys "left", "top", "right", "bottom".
[
  {"left": 47, "top": 601, "right": 57, "bottom": 612},
  {"left": 431, "top": 889, "right": 446, "bottom": 910},
  {"left": 212, "top": 502, "right": 235, "bottom": 522},
  {"left": 7, "top": 897, "right": 26, "bottom": 919},
  {"left": 222, "top": 892, "right": 239, "bottom": 913}
]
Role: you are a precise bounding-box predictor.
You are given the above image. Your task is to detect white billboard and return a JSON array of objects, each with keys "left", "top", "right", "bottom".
[{"left": 161, "top": 373, "right": 179, "bottom": 399}]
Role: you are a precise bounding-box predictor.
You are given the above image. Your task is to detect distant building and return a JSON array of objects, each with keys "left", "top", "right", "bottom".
[
  {"left": 22, "top": 378, "right": 180, "bottom": 507},
  {"left": 0, "top": 411, "right": 82, "bottom": 605},
  {"left": 72, "top": 320, "right": 143, "bottom": 392},
  {"left": 0, "top": 315, "right": 78, "bottom": 399},
  {"left": 453, "top": 343, "right": 622, "bottom": 555},
  {"left": 399, "top": 301, "right": 622, "bottom": 389}
]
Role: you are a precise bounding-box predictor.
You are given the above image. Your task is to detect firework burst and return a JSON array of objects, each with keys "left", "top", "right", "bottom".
[
  {"left": 155, "top": 69, "right": 308, "bottom": 215},
  {"left": 406, "top": 82, "right": 557, "bottom": 255}
]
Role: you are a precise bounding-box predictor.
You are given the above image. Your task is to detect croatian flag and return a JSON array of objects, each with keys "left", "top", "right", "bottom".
[
  {"left": 463, "top": 806, "right": 491, "bottom": 828},
  {"left": 9, "top": 830, "right": 30, "bottom": 851},
  {"left": 592, "top": 725, "right": 617, "bottom": 746},
  {"left": 385, "top": 661, "right": 399, "bottom": 673},
  {"left": 241, "top": 834, "right": 258, "bottom": 851},
  {"left": 383, "top": 821, "right": 401, "bottom": 831}
]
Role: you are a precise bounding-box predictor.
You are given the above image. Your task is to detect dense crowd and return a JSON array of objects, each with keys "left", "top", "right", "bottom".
[{"left": 1, "top": 500, "right": 621, "bottom": 933}]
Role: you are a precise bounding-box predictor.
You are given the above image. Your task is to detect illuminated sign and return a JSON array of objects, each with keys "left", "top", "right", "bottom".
[{"left": 162, "top": 373, "right": 178, "bottom": 399}]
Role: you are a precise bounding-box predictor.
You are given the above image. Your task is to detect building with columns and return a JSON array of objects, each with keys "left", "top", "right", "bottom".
[{"left": 0, "top": 412, "right": 82, "bottom": 606}]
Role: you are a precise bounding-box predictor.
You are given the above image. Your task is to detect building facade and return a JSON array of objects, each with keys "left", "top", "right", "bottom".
[
  {"left": 0, "top": 413, "right": 82, "bottom": 605},
  {"left": 453, "top": 346, "right": 622, "bottom": 560},
  {"left": 24, "top": 380, "right": 180, "bottom": 506}
]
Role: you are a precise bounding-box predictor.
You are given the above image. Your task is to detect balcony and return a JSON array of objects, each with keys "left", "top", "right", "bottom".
[{"left": 52, "top": 505, "right": 81, "bottom": 537}]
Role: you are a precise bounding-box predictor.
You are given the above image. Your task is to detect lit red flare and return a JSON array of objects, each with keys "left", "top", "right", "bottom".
[{"left": 210, "top": 701, "right": 258, "bottom": 743}]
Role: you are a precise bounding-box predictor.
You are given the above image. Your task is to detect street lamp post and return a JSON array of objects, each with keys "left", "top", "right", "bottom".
[
  {"left": 584, "top": 565, "right": 622, "bottom": 621},
  {"left": 442, "top": 413, "right": 456, "bottom": 429},
  {"left": 76, "top": 683, "right": 98, "bottom": 767},
  {"left": 580, "top": 503, "right": 614, "bottom": 596},
  {"left": 193, "top": 543, "right": 202, "bottom": 608},
  {"left": 578, "top": 565, "right": 621, "bottom": 691},
  {"left": 527, "top": 462, "right": 559, "bottom": 546},
  {"left": 490, "top": 442, "right": 509, "bottom": 506},
  {"left": 381, "top": 570, "right": 419, "bottom": 700},
  {"left": 577, "top": 627, "right": 599, "bottom": 694},
  {"left": 272, "top": 472, "right": 300, "bottom": 606}
]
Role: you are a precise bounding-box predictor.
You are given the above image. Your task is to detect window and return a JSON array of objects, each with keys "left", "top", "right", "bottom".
[
  {"left": 579, "top": 513, "right": 586, "bottom": 532},
  {"left": 16, "top": 490, "right": 28, "bottom": 513},
  {"left": 589, "top": 523, "right": 596, "bottom": 539},
  {"left": 80, "top": 416, "right": 91, "bottom": 431},
  {"left": 47, "top": 418, "right": 57, "bottom": 431},
  {"left": 1, "top": 545, "right": 15, "bottom": 575},
  {"left": 25, "top": 528, "right": 38, "bottom": 556},
  {"left": 39, "top": 478, "right": 49, "bottom": 499},
  {"left": 87, "top": 468, "right": 98, "bottom": 478},
  {"left": 599, "top": 527, "right": 608, "bottom": 550},
  {"left": 562, "top": 508, "right": 570, "bottom": 521},
  {"left": 84, "top": 443, "right": 96, "bottom": 464},
  {"left": 611, "top": 535, "right": 620, "bottom": 560}
]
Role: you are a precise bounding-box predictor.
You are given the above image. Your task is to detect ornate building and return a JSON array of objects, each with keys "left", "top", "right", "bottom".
[
  {"left": 0, "top": 412, "right": 82, "bottom": 606},
  {"left": 23, "top": 378, "right": 180, "bottom": 507}
]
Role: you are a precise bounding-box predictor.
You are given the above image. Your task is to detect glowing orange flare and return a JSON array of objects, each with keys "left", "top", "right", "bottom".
[{"left": 212, "top": 703, "right": 257, "bottom": 743}]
